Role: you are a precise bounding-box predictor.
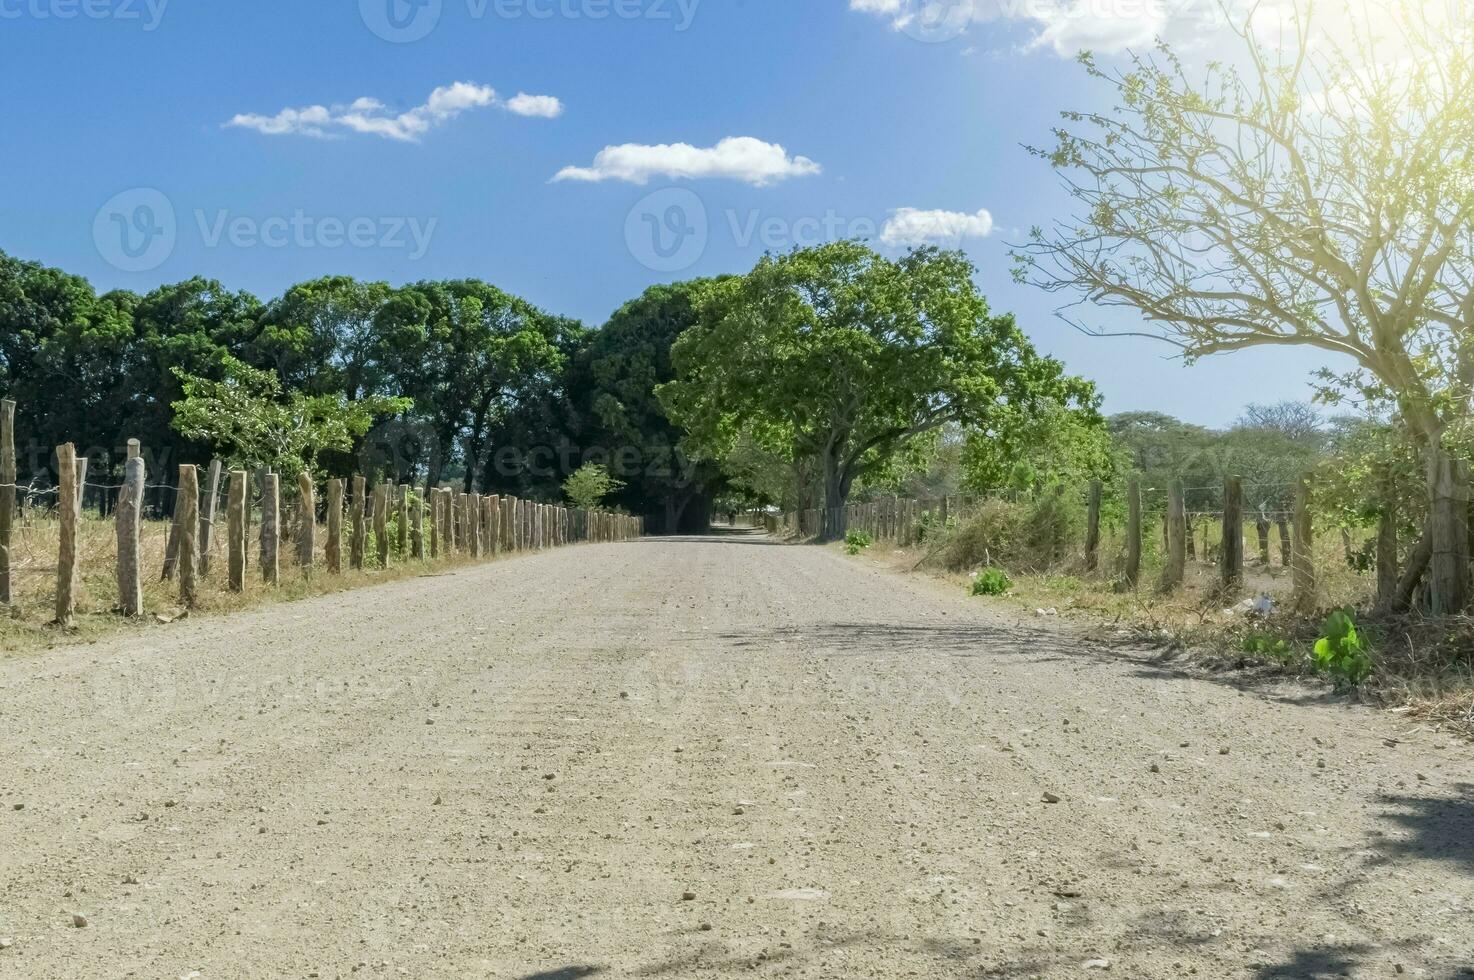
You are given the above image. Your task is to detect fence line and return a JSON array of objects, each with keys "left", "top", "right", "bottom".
[
  {"left": 773, "top": 475, "right": 1328, "bottom": 606},
  {"left": 0, "top": 402, "right": 644, "bottom": 623}
]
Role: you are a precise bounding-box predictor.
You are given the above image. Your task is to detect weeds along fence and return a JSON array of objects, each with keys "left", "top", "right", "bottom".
[
  {"left": 0, "top": 400, "right": 643, "bottom": 629},
  {"left": 774, "top": 475, "right": 1396, "bottom": 613}
]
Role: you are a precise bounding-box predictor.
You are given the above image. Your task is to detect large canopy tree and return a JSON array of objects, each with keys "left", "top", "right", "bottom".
[
  {"left": 1018, "top": 0, "right": 1474, "bottom": 611},
  {"left": 574, "top": 280, "right": 726, "bottom": 534},
  {"left": 661, "top": 241, "right": 1098, "bottom": 540},
  {"left": 391, "top": 280, "right": 572, "bottom": 490}
]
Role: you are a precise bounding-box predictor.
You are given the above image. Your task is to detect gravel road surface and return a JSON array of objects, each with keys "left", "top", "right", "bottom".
[{"left": 2, "top": 531, "right": 1471, "bottom": 979}]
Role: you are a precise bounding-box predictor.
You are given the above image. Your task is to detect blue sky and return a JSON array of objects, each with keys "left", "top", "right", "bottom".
[{"left": 0, "top": 0, "right": 1335, "bottom": 426}]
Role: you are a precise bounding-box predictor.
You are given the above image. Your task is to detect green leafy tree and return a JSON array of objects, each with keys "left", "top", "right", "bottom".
[
  {"left": 1018, "top": 2, "right": 1474, "bottom": 612},
  {"left": 661, "top": 241, "right": 1098, "bottom": 539},
  {"left": 171, "top": 357, "right": 409, "bottom": 481},
  {"left": 574, "top": 281, "right": 727, "bottom": 533},
  {"left": 562, "top": 462, "right": 623, "bottom": 510},
  {"left": 389, "top": 280, "right": 572, "bottom": 490}
]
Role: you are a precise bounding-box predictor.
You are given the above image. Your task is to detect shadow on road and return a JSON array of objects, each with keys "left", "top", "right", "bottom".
[
  {"left": 1375, "top": 783, "right": 1474, "bottom": 876},
  {"left": 711, "top": 619, "right": 1353, "bottom": 710}
]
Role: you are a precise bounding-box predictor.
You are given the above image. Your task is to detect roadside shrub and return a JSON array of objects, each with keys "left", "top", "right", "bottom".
[
  {"left": 915, "top": 510, "right": 957, "bottom": 543},
  {"left": 1241, "top": 631, "right": 1293, "bottom": 664},
  {"left": 971, "top": 568, "right": 1013, "bottom": 596},
  {"left": 1314, "top": 609, "right": 1373, "bottom": 689},
  {"left": 844, "top": 529, "right": 873, "bottom": 555},
  {"left": 939, "top": 499, "right": 1026, "bottom": 571},
  {"left": 1022, "top": 490, "right": 1082, "bottom": 567}
]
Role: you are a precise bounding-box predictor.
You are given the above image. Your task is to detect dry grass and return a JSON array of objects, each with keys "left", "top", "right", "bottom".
[
  {"left": 0, "top": 512, "right": 493, "bottom": 656},
  {"left": 845, "top": 521, "right": 1474, "bottom": 738}
]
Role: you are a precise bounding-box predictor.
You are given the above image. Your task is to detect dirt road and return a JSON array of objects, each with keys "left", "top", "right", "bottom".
[{"left": 1, "top": 531, "right": 1470, "bottom": 979}]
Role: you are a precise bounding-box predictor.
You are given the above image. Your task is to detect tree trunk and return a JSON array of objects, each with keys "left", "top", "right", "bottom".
[
  {"left": 819, "top": 450, "right": 853, "bottom": 543},
  {"left": 1425, "top": 445, "right": 1469, "bottom": 615}
]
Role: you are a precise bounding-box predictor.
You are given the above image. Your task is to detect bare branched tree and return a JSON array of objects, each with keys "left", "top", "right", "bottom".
[{"left": 1017, "top": 0, "right": 1474, "bottom": 612}]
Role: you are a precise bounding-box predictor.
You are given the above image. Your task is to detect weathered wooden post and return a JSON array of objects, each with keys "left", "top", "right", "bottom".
[
  {"left": 1256, "top": 515, "right": 1272, "bottom": 566},
  {"left": 468, "top": 493, "right": 482, "bottom": 558},
  {"left": 374, "top": 482, "right": 390, "bottom": 567},
  {"left": 1277, "top": 519, "right": 1291, "bottom": 567},
  {"left": 1163, "top": 478, "right": 1186, "bottom": 590},
  {"left": 426, "top": 488, "right": 438, "bottom": 559},
  {"left": 1220, "top": 475, "right": 1244, "bottom": 591},
  {"left": 261, "top": 473, "right": 280, "bottom": 586},
  {"left": 227, "top": 470, "right": 246, "bottom": 592},
  {"left": 1292, "top": 475, "right": 1317, "bottom": 614},
  {"left": 1084, "top": 480, "right": 1102, "bottom": 573},
  {"left": 1124, "top": 476, "right": 1142, "bottom": 588},
  {"left": 198, "top": 459, "right": 222, "bottom": 575},
  {"left": 350, "top": 476, "right": 366, "bottom": 571},
  {"left": 411, "top": 486, "right": 425, "bottom": 559},
  {"left": 177, "top": 464, "right": 200, "bottom": 607},
  {"left": 398, "top": 484, "right": 410, "bottom": 557},
  {"left": 297, "top": 472, "right": 316, "bottom": 573},
  {"left": 326, "top": 478, "right": 343, "bottom": 573},
  {"left": 0, "top": 399, "right": 14, "bottom": 605},
  {"left": 116, "top": 453, "right": 145, "bottom": 616},
  {"left": 487, "top": 495, "right": 501, "bottom": 555},
  {"left": 55, "top": 444, "right": 79, "bottom": 627}
]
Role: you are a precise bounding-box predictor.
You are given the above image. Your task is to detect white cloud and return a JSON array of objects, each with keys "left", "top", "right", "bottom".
[
  {"left": 881, "top": 207, "right": 995, "bottom": 247},
  {"left": 506, "top": 93, "right": 565, "bottom": 118},
  {"left": 850, "top": 0, "right": 1230, "bottom": 57},
  {"left": 553, "top": 137, "right": 821, "bottom": 186},
  {"left": 227, "top": 82, "right": 561, "bottom": 142}
]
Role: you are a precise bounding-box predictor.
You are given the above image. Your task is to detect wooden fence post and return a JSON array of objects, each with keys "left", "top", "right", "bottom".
[
  {"left": 199, "top": 459, "right": 222, "bottom": 575},
  {"left": 227, "top": 471, "right": 246, "bottom": 592},
  {"left": 1256, "top": 515, "right": 1272, "bottom": 566},
  {"left": 427, "top": 488, "right": 439, "bottom": 559},
  {"left": 55, "top": 444, "right": 78, "bottom": 626},
  {"left": 116, "top": 454, "right": 144, "bottom": 616},
  {"left": 326, "top": 478, "right": 343, "bottom": 573},
  {"left": 398, "top": 484, "right": 410, "bottom": 557},
  {"left": 177, "top": 464, "right": 200, "bottom": 607},
  {"left": 350, "top": 476, "right": 366, "bottom": 571},
  {"left": 411, "top": 485, "right": 425, "bottom": 559},
  {"left": 1293, "top": 475, "right": 1317, "bottom": 614},
  {"left": 487, "top": 495, "right": 501, "bottom": 555},
  {"left": 1085, "top": 480, "right": 1102, "bottom": 573},
  {"left": 0, "top": 399, "right": 13, "bottom": 605},
  {"left": 1124, "top": 476, "right": 1142, "bottom": 588},
  {"left": 1277, "top": 519, "right": 1291, "bottom": 568},
  {"left": 468, "top": 493, "right": 482, "bottom": 558},
  {"left": 298, "top": 472, "right": 316, "bottom": 573},
  {"left": 261, "top": 473, "right": 280, "bottom": 586},
  {"left": 1220, "top": 475, "right": 1244, "bottom": 592},
  {"left": 374, "top": 482, "right": 390, "bottom": 568},
  {"left": 1163, "top": 478, "right": 1186, "bottom": 590}
]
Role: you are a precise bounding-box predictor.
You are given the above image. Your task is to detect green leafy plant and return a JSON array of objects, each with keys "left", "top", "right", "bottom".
[
  {"left": 1313, "top": 609, "right": 1373, "bottom": 689},
  {"left": 844, "top": 529, "right": 874, "bottom": 555},
  {"left": 1241, "top": 631, "right": 1292, "bottom": 664},
  {"left": 563, "top": 463, "right": 624, "bottom": 510},
  {"left": 971, "top": 568, "right": 1012, "bottom": 597}
]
